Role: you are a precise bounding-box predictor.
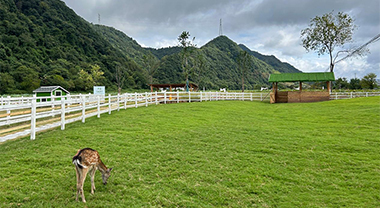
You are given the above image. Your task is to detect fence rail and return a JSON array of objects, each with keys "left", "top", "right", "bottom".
[{"left": 0, "top": 91, "right": 378, "bottom": 142}]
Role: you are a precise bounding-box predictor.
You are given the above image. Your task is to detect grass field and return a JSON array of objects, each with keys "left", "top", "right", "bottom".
[{"left": 0, "top": 97, "right": 379, "bottom": 207}]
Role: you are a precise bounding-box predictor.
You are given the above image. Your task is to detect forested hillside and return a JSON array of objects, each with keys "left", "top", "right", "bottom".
[
  {"left": 239, "top": 44, "right": 300, "bottom": 74},
  {"left": 0, "top": 0, "right": 146, "bottom": 94},
  {"left": 0, "top": 0, "right": 301, "bottom": 94}
]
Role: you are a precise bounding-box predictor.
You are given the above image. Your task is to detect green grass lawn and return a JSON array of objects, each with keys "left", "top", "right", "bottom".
[{"left": 1, "top": 97, "right": 379, "bottom": 207}]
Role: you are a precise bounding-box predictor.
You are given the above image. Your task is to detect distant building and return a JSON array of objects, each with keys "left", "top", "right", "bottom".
[{"left": 33, "top": 86, "right": 69, "bottom": 102}]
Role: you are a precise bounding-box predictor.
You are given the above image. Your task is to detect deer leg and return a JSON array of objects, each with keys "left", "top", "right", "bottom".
[
  {"left": 80, "top": 168, "right": 89, "bottom": 203},
  {"left": 75, "top": 166, "right": 81, "bottom": 201},
  {"left": 90, "top": 167, "right": 97, "bottom": 195}
]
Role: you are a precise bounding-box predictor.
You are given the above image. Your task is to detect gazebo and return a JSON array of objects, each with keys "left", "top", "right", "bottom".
[
  {"left": 268, "top": 72, "right": 335, "bottom": 104},
  {"left": 148, "top": 83, "right": 199, "bottom": 92}
]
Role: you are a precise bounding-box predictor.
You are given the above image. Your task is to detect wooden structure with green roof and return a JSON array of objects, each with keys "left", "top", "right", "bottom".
[{"left": 268, "top": 72, "right": 335, "bottom": 103}]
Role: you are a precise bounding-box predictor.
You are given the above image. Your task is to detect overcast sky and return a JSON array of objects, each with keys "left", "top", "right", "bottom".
[{"left": 61, "top": 0, "right": 379, "bottom": 79}]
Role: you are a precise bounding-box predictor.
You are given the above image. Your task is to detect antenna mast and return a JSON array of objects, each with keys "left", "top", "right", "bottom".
[
  {"left": 98, "top": 13, "right": 101, "bottom": 25},
  {"left": 219, "top": 19, "right": 223, "bottom": 36}
]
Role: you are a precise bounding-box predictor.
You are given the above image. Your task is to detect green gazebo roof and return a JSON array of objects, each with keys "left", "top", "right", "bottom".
[{"left": 268, "top": 72, "right": 335, "bottom": 83}]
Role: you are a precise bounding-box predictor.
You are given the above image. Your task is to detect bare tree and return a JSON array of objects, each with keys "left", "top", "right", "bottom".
[
  {"left": 115, "top": 64, "right": 126, "bottom": 94},
  {"left": 143, "top": 53, "right": 159, "bottom": 84},
  {"left": 237, "top": 51, "right": 250, "bottom": 92}
]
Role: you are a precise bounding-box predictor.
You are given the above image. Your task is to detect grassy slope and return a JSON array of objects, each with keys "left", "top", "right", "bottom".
[{"left": 0, "top": 97, "right": 379, "bottom": 207}]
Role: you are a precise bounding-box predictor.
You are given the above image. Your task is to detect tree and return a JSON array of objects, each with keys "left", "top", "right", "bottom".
[
  {"left": 178, "top": 31, "right": 196, "bottom": 91},
  {"left": 349, "top": 78, "right": 361, "bottom": 89},
  {"left": 237, "top": 51, "right": 250, "bottom": 92},
  {"left": 192, "top": 54, "right": 206, "bottom": 89},
  {"left": 75, "top": 65, "right": 105, "bottom": 91},
  {"left": 143, "top": 53, "right": 159, "bottom": 84},
  {"left": 334, "top": 77, "right": 349, "bottom": 90},
  {"left": 115, "top": 64, "right": 126, "bottom": 94},
  {"left": 301, "top": 11, "right": 355, "bottom": 73},
  {"left": 360, "top": 73, "right": 378, "bottom": 89}
]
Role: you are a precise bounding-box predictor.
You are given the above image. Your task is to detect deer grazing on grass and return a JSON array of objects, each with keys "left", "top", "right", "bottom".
[{"left": 72, "top": 148, "right": 113, "bottom": 203}]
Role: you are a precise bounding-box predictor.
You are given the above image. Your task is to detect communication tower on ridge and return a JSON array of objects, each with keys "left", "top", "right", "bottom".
[{"left": 98, "top": 13, "right": 101, "bottom": 25}]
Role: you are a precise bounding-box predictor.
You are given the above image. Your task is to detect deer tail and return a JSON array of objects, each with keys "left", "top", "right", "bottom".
[{"left": 72, "top": 155, "right": 87, "bottom": 169}]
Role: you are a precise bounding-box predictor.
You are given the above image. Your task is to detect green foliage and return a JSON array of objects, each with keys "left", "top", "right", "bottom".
[
  {"left": 237, "top": 51, "right": 250, "bottom": 92},
  {"left": 301, "top": 11, "right": 355, "bottom": 72},
  {"left": 360, "top": 73, "right": 378, "bottom": 89},
  {"left": 0, "top": 98, "right": 379, "bottom": 207},
  {"left": 334, "top": 77, "right": 350, "bottom": 89},
  {"left": 333, "top": 73, "right": 378, "bottom": 90},
  {"left": 349, "top": 78, "right": 361, "bottom": 90},
  {"left": 146, "top": 46, "right": 182, "bottom": 59},
  {"left": 142, "top": 53, "right": 159, "bottom": 84},
  {"left": 0, "top": 0, "right": 146, "bottom": 94},
  {"left": 239, "top": 44, "right": 301, "bottom": 74}
]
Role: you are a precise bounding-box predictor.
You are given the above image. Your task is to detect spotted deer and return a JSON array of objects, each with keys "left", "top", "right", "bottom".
[{"left": 72, "top": 148, "right": 113, "bottom": 203}]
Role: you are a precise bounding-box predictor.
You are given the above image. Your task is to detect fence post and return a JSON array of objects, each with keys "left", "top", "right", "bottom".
[
  {"left": 61, "top": 96, "right": 65, "bottom": 130},
  {"left": 134, "top": 93, "right": 137, "bottom": 108},
  {"left": 6, "top": 96, "right": 11, "bottom": 125},
  {"left": 82, "top": 95, "right": 86, "bottom": 123},
  {"left": 117, "top": 93, "right": 120, "bottom": 111},
  {"left": 124, "top": 94, "right": 127, "bottom": 109},
  {"left": 108, "top": 94, "right": 111, "bottom": 114},
  {"left": 30, "top": 95, "right": 37, "bottom": 140},
  {"left": 366, "top": 92, "right": 368, "bottom": 97},
  {"left": 189, "top": 91, "right": 191, "bottom": 103},
  {"left": 164, "top": 91, "right": 167, "bottom": 104},
  {"left": 51, "top": 94, "right": 55, "bottom": 117},
  {"left": 97, "top": 96, "right": 100, "bottom": 118},
  {"left": 155, "top": 92, "right": 158, "bottom": 105},
  {"left": 145, "top": 92, "right": 148, "bottom": 107},
  {"left": 200, "top": 91, "right": 202, "bottom": 102},
  {"left": 350, "top": 92, "right": 353, "bottom": 99}
]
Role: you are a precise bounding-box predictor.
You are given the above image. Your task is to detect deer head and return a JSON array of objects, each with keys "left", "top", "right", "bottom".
[{"left": 102, "top": 168, "right": 113, "bottom": 185}]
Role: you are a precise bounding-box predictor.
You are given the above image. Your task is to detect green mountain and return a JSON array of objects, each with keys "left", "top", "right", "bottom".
[
  {"left": 152, "top": 36, "right": 278, "bottom": 90},
  {"left": 146, "top": 46, "right": 182, "bottom": 60},
  {"left": 239, "top": 44, "right": 301, "bottom": 74},
  {"left": 0, "top": 0, "right": 146, "bottom": 94},
  {"left": 0, "top": 0, "right": 302, "bottom": 94},
  {"left": 93, "top": 25, "right": 153, "bottom": 68}
]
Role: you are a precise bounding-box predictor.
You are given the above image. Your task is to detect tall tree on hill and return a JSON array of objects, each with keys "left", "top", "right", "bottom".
[
  {"left": 301, "top": 11, "right": 356, "bottom": 73},
  {"left": 115, "top": 64, "right": 126, "bottom": 94},
  {"left": 178, "top": 31, "right": 196, "bottom": 91},
  {"left": 237, "top": 51, "right": 250, "bottom": 92},
  {"left": 192, "top": 54, "right": 206, "bottom": 89},
  {"left": 143, "top": 53, "right": 159, "bottom": 84}
]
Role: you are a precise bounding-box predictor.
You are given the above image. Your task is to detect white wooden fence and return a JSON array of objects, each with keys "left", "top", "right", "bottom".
[
  {"left": 1, "top": 91, "right": 379, "bottom": 143},
  {"left": 0, "top": 91, "right": 270, "bottom": 142},
  {"left": 329, "top": 91, "right": 380, "bottom": 100}
]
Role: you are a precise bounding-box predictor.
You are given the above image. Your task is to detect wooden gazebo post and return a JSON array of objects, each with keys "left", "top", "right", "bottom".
[
  {"left": 271, "top": 82, "right": 278, "bottom": 103},
  {"left": 326, "top": 81, "right": 331, "bottom": 94}
]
